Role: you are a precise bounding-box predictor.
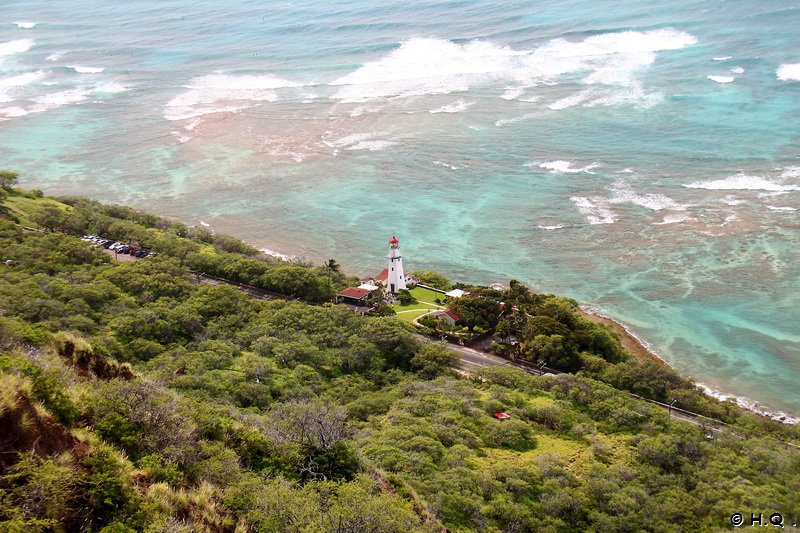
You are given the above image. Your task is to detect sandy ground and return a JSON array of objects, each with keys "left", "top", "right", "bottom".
[{"left": 579, "top": 308, "right": 669, "bottom": 367}]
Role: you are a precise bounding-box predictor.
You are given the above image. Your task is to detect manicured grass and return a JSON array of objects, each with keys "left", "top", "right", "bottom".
[
  {"left": 392, "top": 301, "right": 439, "bottom": 312},
  {"left": 409, "top": 286, "right": 446, "bottom": 304},
  {"left": 390, "top": 286, "right": 447, "bottom": 317},
  {"left": 395, "top": 309, "right": 435, "bottom": 324}
]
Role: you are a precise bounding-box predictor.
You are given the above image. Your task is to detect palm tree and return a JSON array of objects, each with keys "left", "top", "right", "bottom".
[{"left": 325, "top": 259, "right": 340, "bottom": 272}]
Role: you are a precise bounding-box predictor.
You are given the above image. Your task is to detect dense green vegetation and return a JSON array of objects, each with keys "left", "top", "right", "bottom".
[{"left": 1, "top": 183, "right": 799, "bottom": 532}]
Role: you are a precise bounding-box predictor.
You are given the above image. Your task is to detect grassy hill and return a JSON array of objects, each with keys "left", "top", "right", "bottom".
[{"left": 1, "top": 185, "right": 798, "bottom": 532}]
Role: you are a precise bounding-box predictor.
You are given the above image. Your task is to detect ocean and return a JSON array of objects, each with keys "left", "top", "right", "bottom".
[{"left": 1, "top": 0, "right": 799, "bottom": 418}]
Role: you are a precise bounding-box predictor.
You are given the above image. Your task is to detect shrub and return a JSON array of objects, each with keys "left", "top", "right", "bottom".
[{"left": 485, "top": 419, "right": 536, "bottom": 450}]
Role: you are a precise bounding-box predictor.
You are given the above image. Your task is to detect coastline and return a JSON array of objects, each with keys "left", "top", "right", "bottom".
[
  {"left": 98, "top": 216, "right": 800, "bottom": 425},
  {"left": 578, "top": 305, "right": 670, "bottom": 367},
  {"left": 578, "top": 305, "right": 799, "bottom": 425}
]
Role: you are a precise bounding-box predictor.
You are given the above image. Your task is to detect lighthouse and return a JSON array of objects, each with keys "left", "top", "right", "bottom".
[{"left": 386, "top": 235, "right": 407, "bottom": 294}]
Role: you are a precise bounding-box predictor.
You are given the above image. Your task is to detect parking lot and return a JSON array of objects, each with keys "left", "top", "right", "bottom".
[{"left": 81, "top": 235, "right": 157, "bottom": 259}]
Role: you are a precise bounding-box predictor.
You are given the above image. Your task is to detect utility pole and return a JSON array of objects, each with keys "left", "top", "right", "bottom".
[{"left": 668, "top": 399, "right": 677, "bottom": 418}]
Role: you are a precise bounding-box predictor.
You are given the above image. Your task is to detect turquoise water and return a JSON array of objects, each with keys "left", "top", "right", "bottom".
[{"left": 1, "top": 0, "right": 799, "bottom": 416}]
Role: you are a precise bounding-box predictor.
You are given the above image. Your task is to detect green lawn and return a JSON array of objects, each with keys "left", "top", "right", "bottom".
[
  {"left": 409, "top": 286, "right": 447, "bottom": 305},
  {"left": 394, "top": 309, "right": 435, "bottom": 324},
  {"left": 392, "top": 301, "right": 439, "bottom": 312},
  {"left": 390, "top": 286, "right": 447, "bottom": 316}
]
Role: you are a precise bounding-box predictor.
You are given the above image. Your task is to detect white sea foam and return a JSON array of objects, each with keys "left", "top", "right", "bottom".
[
  {"left": 45, "top": 52, "right": 62, "bottom": 62},
  {"left": 171, "top": 131, "right": 191, "bottom": 143},
  {"left": 612, "top": 189, "right": 687, "bottom": 211},
  {"left": 685, "top": 174, "right": 799, "bottom": 192},
  {"left": 580, "top": 305, "right": 665, "bottom": 362},
  {"left": 766, "top": 206, "right": 797, "bottom": 211},
  {"left": 603, "top": 179, "right": 690, "bottom": 213},
  {"left": 0, "top": 70, "right": 45, "bottom": 92},
  {"left": 651, "top": 212, "right": 693, "bottom": 225},
  {"left": 433, "top": 160, "right": 461, "bottom": 170},
  {"left": 91, "top": 82, "right": 127, "bottom": 94},
  {"left": 570, "top": 196, "right": 617, "bottom": 224},
  {"left": 32, "top": 88, "right": 88, "bottom": 109},
  {"left": 539, "top": 160, "right": 599, "bottom": 174},
  {"left": 330, "top": 30, "right": 696, "bottom": 102},
  {"left": 0, "top": 71, "right": 46, "bottom": 104},
  {"left": 325, "top": 131, "right": 388, "bottom": 149},
  {"left": 696, "top": 383, "right": 799, "bottom": 425},
  {"left": 495, "top": 111, "right": 540, "bottom": 127},
  {"left": 69, "top": 65, "right": 104, "bottom": 74},
  {"left": 184, "top": 119, "right": 201, "bottom": 131},
  {"left": 776, "top": 63, "right": 800, "bottom": 82},
  {"left": 712, "top": 56, "right": 732, "bottom": 61},
  {"left": 429, "top": 99, "right": 474, "bottom": 113},
  {"left": 346, "top": 140, "right": 393, "bottom": 151},
  {"left": 164, "top": 73, "right": 301, "bottom": 120},
  {"left": 0, "top": 39, "right": 34, "bottom": 65},
  {"left": 707, "top": 75, "right": 734, "bottom": 83},
  {"left": 330, "top": 38, "right": 519, "bottom": 101},
  {"left": 547, "top": 89, "right": 596, "bottom": 110},
  {"left": 261, "top": 247, "right": 293, "bottom": 261},
  {"left": 0, "top": 38, "right": 34, "bottom": 56},
  {"left": 0, "top": 106, "right": 29, "bottom": 119},
  {"left": 500, "top": 87, "right": 525, "bottom": 100},
  {"left": 730, "top": 67, "right": 744, "bottom": 74},
  {"left": 781, "top": 166, "right": 800, "bottom": 178},
  {"left": 2, "top": 87, "right": 92, "bottom": 119},
  {"left": 537, "top": 224, "right": 565, "bottom": 230},
  {"left": 14, "top": 22, "right": 37, "bottom": 29},
  {"left": 721, "top": 196, "right": 746, "bottom": 206}
]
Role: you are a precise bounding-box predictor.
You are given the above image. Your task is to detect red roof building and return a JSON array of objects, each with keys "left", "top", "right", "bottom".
[
  {"left": 435, "top": 308, "right": 462, "bottom": 326},
  {"left": 493, "top": 412, "right": 511, "bottom": 420},
  {"left": 337, "top": 287, "right": 372, "bottom": 304},
  {"left": 374, "top": 268, "right": 389, "bottom": 283},
  {"left": 443, "top": 309, "right": 461, "bottom": 322}
]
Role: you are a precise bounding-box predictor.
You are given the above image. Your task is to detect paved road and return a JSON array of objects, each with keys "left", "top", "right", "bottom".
[
  {"left": 105, "top": 253, "right": 793, "bottom": 446},
  {"left": 190, "top": 270, "right": 800, "bottom": 448},
  {"left": 415, "top": 333, "right": 743, "bottom": 433}
]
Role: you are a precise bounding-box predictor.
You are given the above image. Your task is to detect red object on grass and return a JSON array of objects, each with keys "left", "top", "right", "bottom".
[{"left": 493, "top": 412, "right": 511, "bottom": 420}]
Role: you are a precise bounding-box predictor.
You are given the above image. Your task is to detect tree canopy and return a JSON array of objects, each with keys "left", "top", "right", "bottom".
[{"left": 0, "top": 187, "right": 798, "bottom": 532}]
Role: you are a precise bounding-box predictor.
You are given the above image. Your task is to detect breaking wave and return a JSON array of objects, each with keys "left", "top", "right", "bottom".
[
  {"left": 537, "top": 160, "right": 599, "bottom": 174},
  {"left": 164, "top": 73, "right": 302, "bottom": 121},
  {"left": 329, "top": 29, "right": 696, "bottom": 102},
  {"left": 684, "top": 173, "right": 799, "bottom": 192},
  {"left": 69, "top": 65, "right": 105, "bottom": 74},
  {"left": 776, "top": 63, "right": 800, "bottom": 81},
  {"left": 707, "top": 75, "right": 734, "bottom": 83}
]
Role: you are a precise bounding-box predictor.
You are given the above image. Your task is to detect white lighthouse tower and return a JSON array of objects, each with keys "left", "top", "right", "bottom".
[{"left": 386, "top": 235, "right": 407, "bottom": 294}]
